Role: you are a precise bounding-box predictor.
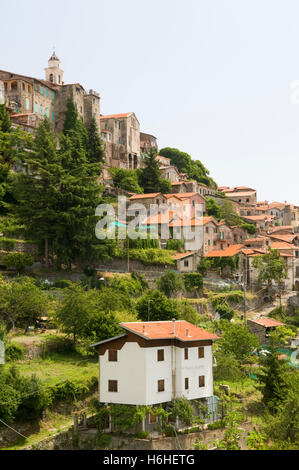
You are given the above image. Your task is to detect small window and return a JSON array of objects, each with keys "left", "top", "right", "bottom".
[
  {"left": 52, "top": 111, "right": 55, "bottom": 121},
  {"left": 115, "top": 121, "right": 117, "bottom": 128},
  {"left": 40, "top": 86, "right": 44, "bottom": 95},
  {"left": 157, "top": 349, "right": 164, "bottom": 362},
  {"left": 184, "top": 260, "right": 189, "bottom": 267},
  {"left": 25, "top": 98, "right": 30, "bottom": 110},
  {"left": 108, "top": 380, "right": 118, "bottom": 392},
  {"left": 198, "top": 347, "right": 204, "bottom": 358},
  {"left": 46, "top": 88, "right": 49, "bottom": 97},
  {"left": 51, "top": 91, "right": 55, "bottom": 100},
  {"left": 208, "top": 240, "right": 210, "bottom": 246},
  {"left": 157, "top": 379, "right": 165, "bottom": 392},
  {"left": 149, "top": 413, "right": 157, "bottom": 424},
  {"left": 108, "top": 350, "right": 118, "bottom": 362},
  {"left": 185, "top": 378, "right": 189, "bottom": 390},
  {"left": 184, "top": 348, "right": 188, "bottom": 360},
  {"left": 199, "top": 376, "right": 205, "bottom": 387},
  {"left": 206, "top": 227, "right": 209, "bottom": 233},
  {"left": 35, "top": 102, "right": 38, "bottom": 113}
]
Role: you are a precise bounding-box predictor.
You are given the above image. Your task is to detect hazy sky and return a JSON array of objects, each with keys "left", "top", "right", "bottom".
[{"left": 1, "top": 0, "right": 299, "bottom": 204}]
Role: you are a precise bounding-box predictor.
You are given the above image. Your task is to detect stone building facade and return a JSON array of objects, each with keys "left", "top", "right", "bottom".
[
  {"left": 100, "top": 112, "right": 141, "bottom": 170},
  {"left": 0, "top": 52, "right": 100, "bottom": 134}
]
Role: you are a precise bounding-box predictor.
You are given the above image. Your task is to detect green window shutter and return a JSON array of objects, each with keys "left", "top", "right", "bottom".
[
  {"left": 52, "top": 111, "right": 55, "bottom": 121},
  {"left": 40, "top": 86, "right": 43, "bottom": 95},
  {"left": 51, "top": 91, "right": 55, "bottom": 100},
  {"left": 40, "top": 105, "right": 44, "bottom": 115},
  {"left": 46, "top": 88, "right": 49, "bottom": 97},
  {"left": 46, "top": 108, "right": 49, "bottom": 118},
  {"left": 25, "top": 98, "right": 30, "bottom": 110},
  {"left": 35, "top": 102, "right": 38, "bottom": 113}
]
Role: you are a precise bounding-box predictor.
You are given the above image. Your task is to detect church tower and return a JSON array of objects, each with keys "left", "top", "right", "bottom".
[{"left": 45, "top": 51, "right": 64, "bottom": 85}]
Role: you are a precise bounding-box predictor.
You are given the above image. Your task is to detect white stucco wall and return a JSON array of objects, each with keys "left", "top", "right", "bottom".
[{"left": 99, "top": 342, "right": 214, "bottom": 406}]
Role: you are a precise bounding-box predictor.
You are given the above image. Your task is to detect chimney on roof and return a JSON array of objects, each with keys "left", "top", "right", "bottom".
[
  {"left": 172, "top": 319, "right": 176, "bottom": 335},
  {"left": 142, "top": 325, "right": 146, "bottom": 334}
]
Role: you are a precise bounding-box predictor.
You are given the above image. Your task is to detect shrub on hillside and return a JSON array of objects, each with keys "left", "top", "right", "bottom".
[
  {"left": 5, "top": 342, "right": 26, "bottom": 361},
  {"left": 2, "top": 252, "right": 34, "bottom": 272}
]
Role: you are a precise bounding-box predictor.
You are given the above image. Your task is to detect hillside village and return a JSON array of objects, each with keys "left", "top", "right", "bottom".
[{"left": 0, "top": 53, "right": 298, "bottom": 451}]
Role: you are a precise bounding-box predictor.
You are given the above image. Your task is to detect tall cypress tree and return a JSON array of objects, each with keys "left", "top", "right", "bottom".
[
  {"left": 63, "top": 99, "right": 79, "bottom": 135},
  {"left": 86, "top": 116, "right": 105, "bottom": 164},
  {"left": 12, "top": 119, "right": 62, "bottom": 266}
]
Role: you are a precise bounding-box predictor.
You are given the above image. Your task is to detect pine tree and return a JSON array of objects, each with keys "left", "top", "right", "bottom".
[
  {"left": 86, "top": 116, "right": 105, "bottom": 164},
  {"left": 139, "top": 147, "right": 165, "bottom": 193},
  {"left": 63, "top": 99, "right": 79, "bottom": 134},
  {"left": 12, "top": 119, "right": 62, "bottom": 267}
]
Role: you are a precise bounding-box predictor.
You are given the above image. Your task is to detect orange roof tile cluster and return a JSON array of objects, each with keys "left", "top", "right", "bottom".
[
  {"left": 249, "top": 317, "right": 284, "bottom": 327},
  {"left": 270, "top": 241, "right": 295, "bottom": 250},
  {"left": 100, "top": 113, "right": 132, "bottom": 120},
  {"left": 203, "top": 244, "right": 244, "bottom": 258},
  {"left": 269, "top": 225, "right": 294, "bottom": 234},
  {"left": 269, "top": 233, "right": 297, "bottom": 243},
  {"left": 129, "top": 193, "right": 161, "bottom": 200},
  {"left": 119, "top": 321, "right": 219, "bottom": 342},
  {"left": 169, "top": 216, "right": 216, "bottom": 228}
]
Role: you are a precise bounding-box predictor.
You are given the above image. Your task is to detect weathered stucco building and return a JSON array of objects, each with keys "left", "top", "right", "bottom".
[{"left": 100, "top": 112, "right": 141, "bottom": 170}]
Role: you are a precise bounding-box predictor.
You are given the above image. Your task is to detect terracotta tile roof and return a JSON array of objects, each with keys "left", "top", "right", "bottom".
[
  {"left": 100, "top": 112, "right": 132, "bottom": 119},
  {"left": 144, "top": 212, "right": 177, "bottom": 225},
  {"left": 227, "top": 191, "right": 256, "bottom": 197},
  {"left": 129, "top": 193, "right": 161, "bottom": 200},
  {"left": 269, "top": 226, "right": 294, "bottom": 234},
  {"left": 174, "top": 192, "right": 199, "bottom": 199},
  {"left": 204, "top": 244, "right": 244, "bottom": 258},
  {"left": 172, "top": 252, "right": 195, "bottom": 260},
  {"left": 163, "top": 194, "right": 182, "bottom": 200},
  {"left": 119, "top": 320, "right": 219, "bottom": 342},
  {"left": 249, "top": 317, "right": 284, "bottom": 327},
  {"left": 242, "top": 215, "right": 273, "bottom": 222},
  {"left": 270, "top": 241, "right": 295, "bottom": 250},
  {"left": 269, "top": 233, "right": 297, "bottom": 243},
  {"left": 171, "top": 182, "right": 185, "bottom": 186},
  {"left": 169, "top": 216, "right": 216, "bottom": 228}
]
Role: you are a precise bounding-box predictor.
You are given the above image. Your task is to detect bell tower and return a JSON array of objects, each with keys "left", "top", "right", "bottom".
[{"left": 45, "top": 51, "right": 64, "bottom": 85}]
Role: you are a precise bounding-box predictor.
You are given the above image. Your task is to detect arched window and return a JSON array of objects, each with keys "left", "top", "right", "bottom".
[{"left": 49, "top": 74, "right": 54, "bottom": 83}]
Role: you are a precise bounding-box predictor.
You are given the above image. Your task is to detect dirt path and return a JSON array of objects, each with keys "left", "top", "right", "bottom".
[{"left": 247, "top": 291, "right": 295, "bottom": 320}]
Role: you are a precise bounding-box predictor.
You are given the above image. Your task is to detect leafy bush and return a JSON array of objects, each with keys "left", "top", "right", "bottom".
[
  {"left": 135, "top": 430, "right": 149, "bottom": 439},
  {"left": 207, "top": 420, "right": 225, "bottom": 430},
  {"left": 2, "top": 252, "right": 34, "bottom": 271},
  {"left": 53, "top": 279, "right": 74, "bottom": 289},
  {"left": 5, "top": 342, "right": 26, "bottom": 361}
]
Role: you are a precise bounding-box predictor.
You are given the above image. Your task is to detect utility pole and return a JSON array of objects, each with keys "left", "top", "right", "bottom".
[
  {"left": 127, "top": 236, "right": 130, "bottom": 273},
  {"left": 243, "top": 283, "right": 247, "bottom": 326}
]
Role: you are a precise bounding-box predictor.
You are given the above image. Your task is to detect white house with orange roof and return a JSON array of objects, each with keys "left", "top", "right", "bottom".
[{"left": 92, "top": 320, "right": 218, "bottom": 411}]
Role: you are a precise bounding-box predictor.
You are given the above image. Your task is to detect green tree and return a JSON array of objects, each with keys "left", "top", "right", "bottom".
[
  {"left": 252, "top": 249, "right": 288, "bottom": 286},
  {"left": 212, "top": 412, "right": 243, "bottom": 450},
  {"left": 86, "top": 116, "right": 105, "bottom": 164},
  {"left": 63, "top": 99, "right": 79, "bottom": 134},
  {"left": 255, "top": 348, "right": 291, "bottom": 412},
  {"left": 110, "top": 168, "right": 143, "bottom": 193},
  {"left": 156, "top": 270, "right": 183, "bottom": 297},
  {"left": 12, "top": 119, "right": 62, "bottom": 267},
  {"left": 138, "top": 147, "right": 170, "bottom": 193},
  {"left": 177, "top": 299, "right": 198, "bottom": 324},
  {"left": 54, "top": 284, "right": 96, "bottom": 344},
  {"left": 183, "top": 273, "right": 203, "bottom": 297},
  {"left": 0, "top": 277, "right": 48, "bottom": 329},
  {"left": 264, "top": 384, "right": 299, "bottom": 445},
  {"left": 136, "top": 290, "right": 179, "bottom": 321},
  {"left": 206, "top": 198, "right": 221, "bottom": 218},
  {"left": 218, "top": 322, "right": 259, "bottom": 362}
]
